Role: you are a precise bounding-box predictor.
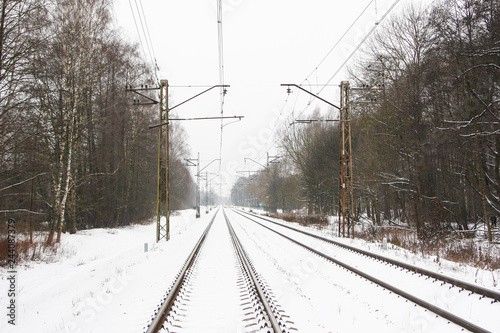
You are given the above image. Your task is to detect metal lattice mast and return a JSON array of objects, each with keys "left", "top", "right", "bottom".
[
  {"left": 196, "top": 152, "right": 200, "bottom": 218},
  {"left": 156, "top": 80, "right": 169, "bottom": 242},
  {"left": 129, "top": 82, "right": 235, "bottom": 242},
  {"left": 339, "top": 81, "right": 354, "bottom": 238}
]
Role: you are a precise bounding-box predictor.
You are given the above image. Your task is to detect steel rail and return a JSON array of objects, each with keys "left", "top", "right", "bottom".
[
  {"left": 223, "top": 209, "right": 283, "bottom": 333},
  {"left": 237, "top": 209, "right": 500, "bottom": 303},
  {"left": 232, "top": 209, "right": 491, "bottom": 333},
  {"left": 145, "top": 208, "right": 219, "bottom": 333}
]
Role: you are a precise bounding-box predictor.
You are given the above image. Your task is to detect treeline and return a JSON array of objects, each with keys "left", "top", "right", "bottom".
[
  {"left": 231, "top": 111, "right": 338, "bottom": 215},
  {"left": 0, "top": 0, "right": 195, "bottom": 244},
  {"left": 232, "top": 0, "right": 499, "bottom": 240}
]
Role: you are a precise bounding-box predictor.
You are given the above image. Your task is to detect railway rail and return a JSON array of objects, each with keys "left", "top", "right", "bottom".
[
  {"left": 144, "top": 208, "right": 294, "bottom": 333},
  {"left": 235, "top": 208, "right": 500, "bottom": 302},
  {"left": 232, "top": 208, "right": 499, "bottom": 333}
]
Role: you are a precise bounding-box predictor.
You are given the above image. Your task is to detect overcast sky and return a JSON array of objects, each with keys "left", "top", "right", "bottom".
[{"left": 111, "top": 0, "right": 425, "bottom": 198}]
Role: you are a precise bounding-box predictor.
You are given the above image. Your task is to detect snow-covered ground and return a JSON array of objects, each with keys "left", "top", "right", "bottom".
[
  {"left": 244, "top": 208, "right": 500, "bottom": 292},
  {"left": 228, "top": 208, "right": 500, "bottom": 332},
  {"left": 0, "top": 209, "right": 213, "bottom": 333},
  {"left": 1, "top": 206, "right": 498, "bottom": 332}
]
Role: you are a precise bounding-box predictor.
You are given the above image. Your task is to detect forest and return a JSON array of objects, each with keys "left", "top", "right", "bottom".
[
  {"left": 232, "top": 0, "right": 499, "bottom": 243},
  {"left": 0, "top": 0, "right": 195, "bottom": 245}
]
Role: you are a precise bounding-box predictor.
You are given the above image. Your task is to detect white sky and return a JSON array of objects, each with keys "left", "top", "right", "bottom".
[{"left": 111, "top": 0, "right": 424, "bottom": 198}]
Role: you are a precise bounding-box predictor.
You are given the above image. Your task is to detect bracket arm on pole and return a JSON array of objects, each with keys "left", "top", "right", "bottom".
[
  {"left": 281, "top": 84, "right": 340, "bottom": 110},
  {"left": 169, "top": 85, "right": 230, "bottom": 112}
]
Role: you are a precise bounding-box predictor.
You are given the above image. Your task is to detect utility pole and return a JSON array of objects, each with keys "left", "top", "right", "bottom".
[
  {"left": 244, "top": 158, "right": 268, "bottom": 211},
  {"left": 186, "top": 153, "right": 200, "bottom": 218},
  {"left": 157, "top": 80, "right": 169, "bottom": 241},
  {"left": 204, "top": 172, "right": 218, "bottom": 213},
  {"left": 339, "top": 81, "right": 354, "bottom": 238},
  {"left": 205, "top": 172, "right": 209, "bottom": 213},
  {"left": 126, "top": 81, "right": 169, "bottom": 242},
  {"left": 186, "top": 156, "right": 220, "bottom": 218},
  {"left": 281, "top": 82, "right": 354, "bottom": 238},
  {"left": 128, "top": 83, "right": 238, "bottom": 241},
  {"left": 196, "top": 152, "right": 200, "bottom": 218},
  {"left": 212, "top": 183, "right": 226, "bottom": 205}
]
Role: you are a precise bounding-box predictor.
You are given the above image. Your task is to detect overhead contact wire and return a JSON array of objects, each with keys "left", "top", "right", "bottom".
[
  {"left": 256, "top": 0, "right": 377, "bottom": 163},
  {"left": 217, "top": 0, "right": 225, "bottom": 175}
]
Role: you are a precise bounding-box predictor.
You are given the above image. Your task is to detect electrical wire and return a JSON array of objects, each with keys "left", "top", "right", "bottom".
[
  {"left": 254, "top": 96, "right": 292, "bottom": 162},
  {"left": 128, "top": 0, "right": 159, "bottom": 84},
  {"left": 217, "top": 0, "right": 226, "bottom": 175},
  {"left": 133, "top": 0, "right": 154, "bottom": 65},
  {"left": 137, "top": 0, "right": 160, "bottom": 84},
  {"left": 292, "top": 0, "right": 401, "bottom": 124},
  {"left": 257, "top": 0, "right": 400, "bottom": 164},
  {"left": 128, "top": 0, "right": 147, "bottom": 63},
  {"left": 317, "top": 0, "right": 401, "bottom": 95},
  {"left": 251, "top": 0, "right": 377, "bottom": 164},
  {"left": 300, "top": 0, "right": 375, "bottom": 89}
]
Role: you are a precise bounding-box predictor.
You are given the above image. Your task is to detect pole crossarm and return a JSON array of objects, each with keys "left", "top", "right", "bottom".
[
  {"left": 244, "top": 158, "right": 266, "bottom": 169},
  {"left": 169, "top": 85, "right": 230, "bottom": 112},
  {"left": 125, "top": 85, "right": 160, "bottom": 105},
  {"left": 293, "top": 119, "right": 340, "bottom": 124},
  {"left": 199, "top": 159, "right": 221, "bottom": 174},
  {"left": 236, "top": 170, "right": 263, "bottom": 175},
  {"left": 281, "top": 84, "right": 340, "bottom": 110},
  {"left": 149, "top": 116, "right": 243, "bottom": 129},
  {"left": 172, "top": 116, "right": 243, "bottom": 121},
  {"left": 185, "top": 159, "right": 198, "bottom": 167},
  {"left": 267, "top": 152, "right": 280, "bottom": 167},
  {"left": 125, "top": 85, "right": 159, "bottom": 92},
  {"left": 200, "top": 172, "right": 217, "bottom": 181}
]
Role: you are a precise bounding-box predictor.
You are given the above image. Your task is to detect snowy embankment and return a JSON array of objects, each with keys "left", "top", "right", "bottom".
[
  {"left": 245, "top": 207, "right": 500, "bottom": 291},
  {"left": 0, "top": 209, "right": 212, "bottom": 333}
]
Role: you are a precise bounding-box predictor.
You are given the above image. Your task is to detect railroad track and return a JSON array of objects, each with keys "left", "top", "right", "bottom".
[
  {"left": 235, "top": 209, "right": 500, "bottom": 302},
  {"left": 232, "top": 208, "right": 499, "bottom": 333},
  {"left": 144, "top": 208, "right": 294, "bottom": 333}
]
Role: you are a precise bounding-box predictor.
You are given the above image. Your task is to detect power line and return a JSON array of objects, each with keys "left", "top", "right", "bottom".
[
  {"left": 254, "top": 1, "right": 378, "bottom": 163},
  {"left": 258, "top": 0, "right": 399, "bottom": 163},
  {"left": 300, "top": 0, "right": 375, "bottom": 89},
  {"left": 293, "top": 0, "right": 401, "bottom": 124},
  {"left": 133, "top": 0, "right": 153, "bottom": 63},
  {"left": 254, "top": 96, "right": 291, "bottom": 162},
  {"left": 317, "top": 0, "right": 401, "bottom": 95},
  {"left": 128, "top": 0, "right": 159, "bottom": 84},
  {"left": 128, "top": 0, "right": 147, "bottom": 61},
  {"left": 217, "top": 0, "right": 226, "bottom": 175},
  {"left": 137, "top": 0, "right": 160, "bottom": 82}
]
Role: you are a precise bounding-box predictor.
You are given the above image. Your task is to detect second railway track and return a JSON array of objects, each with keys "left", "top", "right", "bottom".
[
  {"left": 232, "top": 208, "right": 500, "bottom": 333},
  {"left": 235, "top": 208, "right": 500, "bottom": 302}
]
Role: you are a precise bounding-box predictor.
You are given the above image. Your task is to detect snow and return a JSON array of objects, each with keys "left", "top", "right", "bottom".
[
  {"left": 249, "top": 209, "right": 500, "bottom": 292},
  {"left": 227, "top": 209, "right": 496, "bottom": 332},
  {"left": 1, "top": 207, "right": 498, "bottom": 332},
  {"left": 228, "top": 209, "right": 500, "bottom": 332},
  {"left": 160, "top": 211, "right": 249, "bottom": 332},
  {"left": 0, "top": 209, "right": 212, "bottom": 333}
]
